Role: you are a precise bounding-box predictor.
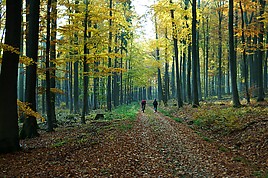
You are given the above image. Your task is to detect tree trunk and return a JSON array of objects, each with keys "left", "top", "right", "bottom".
[
  {"left": 113, "top": 34, "right": 120, "bottom": 107},
  {"left": 187, "top": 45, "right": 192, "bottom": 103},
  {"left": 154, "top": 16, "right": 164, "bottom": 104},
  {"left": 170, "top": 0, "right": 183, "bottom": 108},
  {"left": 73, "top": 0, "right": 79, "bottom": 114},
  {"left": 182, "top": 45, "right": 187, "bottom": 102},
  {"left": 0, "top": 0, "right": 22, "bottom": 153},
  {"left": 21, "top": 0, "right": 40, "bottom": 139},
  {"left": 192, "top": 0, "right": 199, "bottom": 107},
  {"left": 93, "top": 36, "right": 99, "bottom": 109},
  {"left": 228, "top": 0, "right": 241, "bottom": 107},
  {"left": 50, "top": 0, "right": 57, "bottom": 126},
  {"left": 164, "top": 29, "right": 169, "bottom": 105},
  {"left": 81, "top": 0, "right": 89, "bottom": 124},
  {"left": 18, "top": 14, "right": 25, "bottom": 102},
  {"left": 205, "top": 18, "right": 209, "bottom": 99},
  {"left": 257, "top": 0, "right": 265, "bottom": 101},
  {"left": 239, "top": 1, "right": 250, "bottom": 103},
  {"left": 107, "top": 0, "right": 113, "bottom": 111},
  {"left": 171, "top": 57, "right": 176, "bottom": 98},
  {"left": 69, "top": 62, "right": 73, "bottom": 112},
  {"left": 93, "top": 24, "right": 99, "bottom": 110},
  {"left": 217, "top": 10, "right": 223, "bottom": 99},
  {"left": 120, "top": 34, "right": 124, "bottom": 105},
  {"left": 46, "top": 0, "right": 54, "bottom": 132},
  {"left": 265, "top": 33, "right": 268, "bottom": 93},
  {"left": 65, "top": 62, "right": 69, "bottom": 109}
]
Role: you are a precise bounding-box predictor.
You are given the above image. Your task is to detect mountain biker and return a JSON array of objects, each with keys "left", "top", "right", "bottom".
[{"left": 141, "top": 100, "right": 146, "bottom": 113}]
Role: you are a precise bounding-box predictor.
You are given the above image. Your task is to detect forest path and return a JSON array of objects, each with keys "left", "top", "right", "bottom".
[
  {"left": 0, "top": 106, "right": 254, "bottom": 177},
  {"left": 124, "top": 107, "right": 252, "bottom": 177}
]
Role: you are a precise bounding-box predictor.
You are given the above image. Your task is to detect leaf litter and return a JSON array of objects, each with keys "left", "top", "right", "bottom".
[{"left": 0, "top": 103, "right": 267, "bottom": 177}]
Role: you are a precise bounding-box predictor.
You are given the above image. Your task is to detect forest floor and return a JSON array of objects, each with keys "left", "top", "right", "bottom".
[{"left": 0, "top": 101, "right": 268, "bottom": 177}]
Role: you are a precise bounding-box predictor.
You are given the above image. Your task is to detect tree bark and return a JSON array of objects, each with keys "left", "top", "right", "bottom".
[
  {"left": 81, "top": 0, "right": 89, "bottom": 124},
  {"left": 50, "top": 0, "right": 57, "bottom": 126},
  {"left": 217, "top": 8, "right": 223, "bottom": 99},
  {"left": 46, "top": 0, "right": 54, "bottom": 132},
  {"left": 170, "top": 0, "right": 183, "bottom": 108},
  {"left": 239, "top": 1, "right": 250, "bottom": 103},
  {"left": 257, "top": 0, "right": 265, "bottom": 101},
  {"left": 192, "top": 0, "right": 199, "bottom": 107},
  {"left": 21, "top": 0, "right": 40, "bottom": 139},
  {"left": 107, "top": 0, "right": 113, "bottom": 111},
  {"left": 228, "top": 0, "right": 241, "bottom": 107},
  {"left": 73, "top": 0, "right": 79, "bottom": 114},
  {"left": 0, "top": 0, "right": 22, "bottom": 153}
]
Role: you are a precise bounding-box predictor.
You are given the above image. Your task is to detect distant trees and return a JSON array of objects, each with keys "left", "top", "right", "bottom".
[{"left": 151, "top": 0, "right": 267, "bottom": 107}]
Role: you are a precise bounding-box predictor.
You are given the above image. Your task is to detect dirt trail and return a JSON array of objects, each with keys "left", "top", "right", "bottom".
[
  {"left": 0, "top": 107, "right": 254, "bottom": 177},
  {"left": 126, "top": 108, "right": 252, "bottom": 177},
  {"left": 91, "top": 107, "right": 252, "bottom": 177}
]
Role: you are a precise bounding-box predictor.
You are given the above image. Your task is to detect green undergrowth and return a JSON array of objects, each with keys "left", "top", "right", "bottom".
[
  {"left": 158, "top": 107, "right": 183, "bottom": 123},
  {"left": 101, "top": 103, "right": 140, "bottom": 132},
  {"left": 192, "top": 104, "right": 266, "bottom": 134},
  {"left": 105, "top": 103, "right": 140, "bottom": 121}
]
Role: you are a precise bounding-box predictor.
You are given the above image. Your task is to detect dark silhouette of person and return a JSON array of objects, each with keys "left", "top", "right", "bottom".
[
  {"left": 141, "top": 100, "right": 146, "bottom": 112},
  {"left": 153, "top": 99, "right": 158, "bottom": 112}
]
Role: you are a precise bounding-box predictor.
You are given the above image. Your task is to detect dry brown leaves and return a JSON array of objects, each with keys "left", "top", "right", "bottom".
[{"left": 0, "top": 103, "right": 267, "bottom": 177}]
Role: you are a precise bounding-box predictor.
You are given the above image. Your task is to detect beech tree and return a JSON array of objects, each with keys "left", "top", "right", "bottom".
[
  {"left": 228, "top": 0, "right": 241, "bottom": 107},
  {"left": 107, "top": 0, "right": 113, "bottom": 111},
  {"left": 257, "top": 0, "right": 265, "bottom": 102},
  {"left": 170, "top": 0, "right": 183, "bottom": 108},
  {"left": 0, "top": 0, "right": 22, "bottom": 153},
  {"left": 192, "top": 0, "right": 199, "bottom": 107},
  {"left": 20, "top": 0, "right": 41, "bottom": 138}
]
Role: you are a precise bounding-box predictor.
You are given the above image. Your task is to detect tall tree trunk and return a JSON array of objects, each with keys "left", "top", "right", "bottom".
[
  {"left": 81, "top": 0, "right": 89, "bottom": 124},
  {"left": 164, "top": 29, "right": 169, "bottom": 105},
  {"left": 205, "top": 18, "right": 209, "bottom": 99},
  {"left": 239, "top": 1, "right": 250, "bottom": 103},
  {"left": 217, "top": 9, "right": 223, "bottom": 99},
  {"left": 50, "top": 0, "right": 57, "bottom": 126},
  {"left": 120, "top": 34, "right": 124, "bottom": 105},
  {"left": 182, "top": 46, "right": 187, "bottom": 102},
  {"left": 257, "top": 0, "right": 265, "bottom": 101},
  {"left": 187, "top": 45, "right": 192, "bottom": 103},
  {"left": 73, "top": 54, "right": 79, "bottom": 114},
  {"left": 192, "top": 0, "right": 199, "bottom": 107},
  {"left": 154, "top": 15, "right": 164, "bottom": 104},
  {"left": 196, "top": 0, "right": 202, "bottom": 100},
  {"left": 0, "top": 0, "right": 22, "bottom": 153},
  {"left": 228, "top": 0, "right": 241, "bottom": 107},
  {"left": 171, "top": 57, "right": 176, "bottom": 98},
  {"left": 69, "top": 62, "right": 73, "bottom": 112},
  {"left": 18, "top": 12, "right": 25, "bottom": 102},
  {"left": 46, "top": 0, "right": 53, "bottom": 132},
  {"left": 265, "top": 33, "right": 268, "bottom": 93},
  {"left": 107, "top": 0, "right": 113, "bottom": 111},
  {"left": 65, "top": 63, "right": 69, "bottom": 109},
  {"left": 73, "top": 0, "right": 79, "bottom": 114},
  {"left": 170, "top": 0, "right": 183, "bottom": 108},
  {"left": 113, "top": 34, "right": 120, "bottom": 107},
  {"left": 21, "top": 0, "right": 40, "bottom": 139}
]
